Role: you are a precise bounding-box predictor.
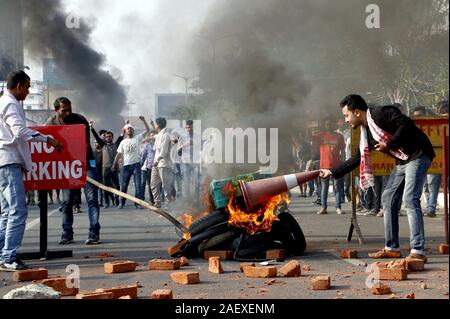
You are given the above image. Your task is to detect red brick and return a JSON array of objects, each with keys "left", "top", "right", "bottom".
[
  {"left": 203, "top": 250, "right": 234, "bottom": 260},
  {"left": 243, "top": 266, "right": 277, "bottom": 278},
  {"left": 96, "top": 285, "right": 138, "bottom": 299},
  {"left": 312, "top": 276, "right": 331, "bottom": 290},
  {"left": 104, "top": 261, "right": 137, "bottom": 274},
  {"left": 240, "top": 263, "right": 255, "bottom": 272},
  {"left": 278, "top": 260, "right": 301, "bottom": 277},
  {"left": 439, "top": 244, "right": 449, "bottom": 255},
  {"left": 151, "top": 289, "right": 173, "bottom": 299},
  {"left": 340, "top": 249, "right": 358, "bottom": 259},
  {"left": 179, "top": 257, "right": 189, "bottom": 267},
  {"left": 170, "top": 272, "right": 200, "bottom": 285},
  {"left": 386, "top": 259, "right": 407, "bottom": 269},
  {"left": 266, "top": 249, "right": 287, "bottom": 261},
  {"left": 76, "top": 292, "right": 113, "bottom": 299},
  {"left": 168, "top": 239, "right": 188, "bottom": 257},
  {"left": 405, "top": 292, "right": 415, "bottom": 299},
  {"left": 208, "top": 257, "right": 224, "bottom": 274},
  {"left": 371, "top": 284, "right": 392, "bottom": 295},
  {"left": 405, "top": 258, "right": 425, "bottom": 271},
  {"left": 13, "top": 268, "right": 48, "bottom": 282},
  {"left": 377, "top": 268, "right": 407, "bottom": 281},
  {"left": 149, "top": 259, "right": 180, "bottom": 270},
  {"left": 40, "top": 278, "right": 79, "bottom": 296}
]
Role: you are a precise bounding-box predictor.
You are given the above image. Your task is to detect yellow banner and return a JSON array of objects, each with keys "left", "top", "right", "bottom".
[{"left": 350, "top": 117, "right": 448, "bottom": 176}]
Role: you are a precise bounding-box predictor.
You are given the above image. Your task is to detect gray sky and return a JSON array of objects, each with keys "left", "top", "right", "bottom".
[{"left": 25, "top": 0, "right": 215, "bottom": 116}]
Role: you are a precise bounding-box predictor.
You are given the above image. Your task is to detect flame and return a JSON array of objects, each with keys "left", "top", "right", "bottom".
[
  {"left": 226, "top": 184, "right": 289, "bottom": 235},
  {"left": 180, "top": 211, "right": 210, "bottom": 241}
]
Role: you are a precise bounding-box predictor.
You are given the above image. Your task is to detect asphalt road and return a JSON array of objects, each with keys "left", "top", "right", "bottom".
[{"left": 0, "top": 188, "right": 448, "bottom": 300}]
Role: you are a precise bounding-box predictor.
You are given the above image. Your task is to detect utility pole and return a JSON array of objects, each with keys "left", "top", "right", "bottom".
[{"left": 173, "top": 74, "right": 197, "bottom": 107}]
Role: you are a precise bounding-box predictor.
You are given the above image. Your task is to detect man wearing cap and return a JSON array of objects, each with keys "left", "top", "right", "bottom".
[{"left": 113, "top": 116, "right": 151, "bottom": 209}]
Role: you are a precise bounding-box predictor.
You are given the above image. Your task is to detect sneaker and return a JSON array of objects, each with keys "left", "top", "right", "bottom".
[
  {"left": 376, "top": 210, "right": 384, "bottom": 217},
  {"left": 59, "top": 235, "right": 74, "bottom": 245},
  {"left": 104, "top": 204, "right": 109, "bottom": 209},
  {"left": 74, "top": 207, "right": 82, "bottom": 214},
  {"left": 118, "top": 204, "right": 124, "bottom": 209},
  {"left": 368, "top": 249, "right": 402, "bottom": 259},
  {"left": 356, "top": 209, "right": 370, "bottom": 216},
  {"left": 399, "top": 209, "right": 406, "bottom": 216},
  {"left": 0, "top": 259, "right": 29, "bottom": 272},
  {"left": 317, "top": 208, "right": 328, "bottom": 215},
  {"left": 363, "top": 209, "right": 379, "bottom": 216},
  {"left": 406, "top": 253, "right": 428, "bottom": 264},
  {"left": 426, "top": 212, "right": 436, "bottom": 218},
  {"left": 85, "top": 235, "right": 101, "bottom": 245},
  {"left": 336, "top": 208, "right": 345, "bottom": 215}
]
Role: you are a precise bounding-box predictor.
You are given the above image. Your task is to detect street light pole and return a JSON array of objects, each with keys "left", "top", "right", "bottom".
[{"left": 173, "top": 74, "right": 196, "bottom": 107}]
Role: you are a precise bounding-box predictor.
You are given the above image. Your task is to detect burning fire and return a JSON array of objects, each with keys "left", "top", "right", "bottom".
[
  {"left": 225, "top": 184, "right": 289, "bottom": 235},
  {"left": 180, "top": 211, "right": 209, "bottom": 241}
]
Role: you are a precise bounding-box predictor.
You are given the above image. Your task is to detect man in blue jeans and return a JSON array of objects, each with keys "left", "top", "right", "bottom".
[
  {"left": 320, "top": 95, "right": 435, "bottom": 262},
  {"left": 113, "top": 116, "right": 151, "bottom": 208},
  {"left": 54, "top": 97, "right": 102, "bottom": 245},
  {"left": 0, "top": 71, "right": 63, "bottom": 271}
]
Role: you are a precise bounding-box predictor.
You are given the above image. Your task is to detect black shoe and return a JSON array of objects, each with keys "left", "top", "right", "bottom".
[
  {"left": 85, "top": 235, "right": 101, "bottom": 245},
  {"left": 0, "top": 258, "right": 29, "bottom": 272},
  {"left": 59, "top": 235, "right": 74, "bottom": 245}
]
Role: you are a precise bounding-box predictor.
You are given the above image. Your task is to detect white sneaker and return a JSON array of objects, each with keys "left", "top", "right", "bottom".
[
  {"left": 317, "top": 208, "right": 328, "bottom": 215},
  {"left": 336, "top": 208, "right": 345, "bottom": 215}
]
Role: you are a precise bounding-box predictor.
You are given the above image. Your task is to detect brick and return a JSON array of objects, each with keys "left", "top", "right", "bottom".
[
  {"left": 203, "top": 250, "right": 234, "bottom": 260},
  {"left": 278, "top": 260, "right": 301, "bottom": 277},
  {"left": 149, "top": 259, "right": 180, "bottom": 271},
  {"left": 243, "top": 266, "right": 277, "bottom": 278},
  {"left": 170, "top": 272, "right": 200, "bottom": 285},
  {"left": 179, "top": 257, "right": 189, "bottom": 267},
  {"left": 387, "top": 259, "right": 407, "bottom": 269},
  {"left": 208, "top": 257, "right": 224, "bottom": 274},
  {"left": 96, "top": 285, "right": 138, "bottom": 299},
  {"left": 76, "top": 292, "right": 113, "bottom": 299},
  {"left": 370, "top": 262, "right": 389, "bottom": 271},
  {"left": 240, "top": 263, "right": 255, "bottom": 272},
  {"left": 151, "top": 289, "right": 173, "bottom": 299},
  {"left": 168, "top": 239, "right": 188, "bottom": 257},
  {"left": 439, "top": 244, "right": 449, "bottom": 255},
  {"left": 377, "top": 268, "right": 407, "bottom": 281},
  {"left": 405, "top": 292, "right": 415, "bottom": 299},
  {"left": 405, "top": 258, "right": 425, "bottom": 271},
  {"left": 13, "top": 268, "right": 48, "bottom": 282},
  {"left": 303, "top": 264, "right": 311, "bottom": 271},
  {"left": 104, "top": 261, "right": 137, "bottom": 274},
  {"left": 266, "top": 249, "right": 287, "bottom": 261},
  {"left": 312, "top": 276, "right": 331, "bottom": 290},
  {"left": 40, "top": 278, "right": 79, "bottom": 296},
  {"left": 371, "top": 285, "right": 392, "bottom": 295},
  {"left": 340, "top": 249, "right": 358, "bottom": 259}
]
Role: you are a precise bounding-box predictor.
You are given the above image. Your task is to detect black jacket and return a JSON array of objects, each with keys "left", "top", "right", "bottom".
[{"left": 331, "top": 105, "right": 435, "bottom": 179}]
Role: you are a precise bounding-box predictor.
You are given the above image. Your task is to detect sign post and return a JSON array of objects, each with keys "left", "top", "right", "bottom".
[{"left": 18, "top": 125, "right": 86, "bottom": 261}]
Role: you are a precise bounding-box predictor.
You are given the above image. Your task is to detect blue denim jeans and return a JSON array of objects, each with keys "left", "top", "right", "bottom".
[
  {"left": 425, "top": 174, "right": 442, "bottom": 214},
  {"left": 120, "top": 163, "right": 143, "bottom": 206},
  {"left": 141, "top": 169, "right": 154, "bottom": 203},
  {"left": 182, "top": 163, "right": 199, "bottom": 197},
  {"left": 321, "top": 177, "right": 344, "bottom": 209},
  {"left": 61, "top": 166, "right": 100, "bottom": 239},
  {"left": 0, "top": 164, "right": 28, "bottom": 263},
  {"left": 381, "top": 154, "right": 431, "bottom": 255}
]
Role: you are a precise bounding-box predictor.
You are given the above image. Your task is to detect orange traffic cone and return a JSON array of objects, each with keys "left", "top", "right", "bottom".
[{"left": 239, "top": 170, "right": 320, "bottom": 211}]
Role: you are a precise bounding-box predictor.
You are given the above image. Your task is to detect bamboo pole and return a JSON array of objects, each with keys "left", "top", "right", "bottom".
[{"left": 86, "top": 176, "right": 188, "bottom": 234}]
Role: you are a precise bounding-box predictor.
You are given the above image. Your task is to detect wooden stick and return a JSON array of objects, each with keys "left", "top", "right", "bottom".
[{"left": 86, "top": 176, "right": 188, "bottom": 234}]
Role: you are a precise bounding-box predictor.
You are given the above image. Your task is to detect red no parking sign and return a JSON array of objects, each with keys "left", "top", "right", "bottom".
[{"left": 24, "top": 125, "right": 87, "bottom": 191}]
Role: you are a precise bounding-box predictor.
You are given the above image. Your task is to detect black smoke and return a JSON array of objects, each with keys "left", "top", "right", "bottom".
[{"left": 22, "top": 0, "right": 127, "bottom": 131}]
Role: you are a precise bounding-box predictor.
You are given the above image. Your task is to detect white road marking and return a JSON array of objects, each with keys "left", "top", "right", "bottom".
[{"left": 25, "top": 208, "right": 60, "bottom": 231}]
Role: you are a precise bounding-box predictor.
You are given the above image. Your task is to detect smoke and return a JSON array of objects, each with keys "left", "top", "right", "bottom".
[
  {"left": 189, "top": 0, "right": 448, "bottom": 176},
  {"left": 21, "top": 0, "right": 127, "bottom": 131}
]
